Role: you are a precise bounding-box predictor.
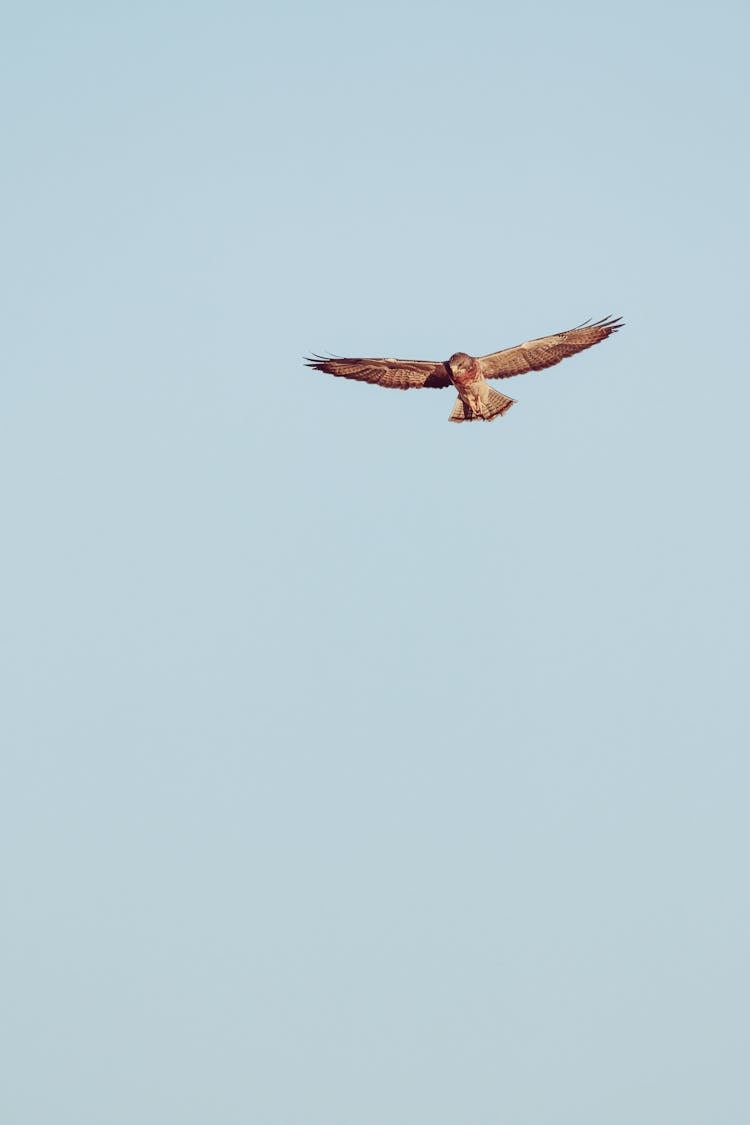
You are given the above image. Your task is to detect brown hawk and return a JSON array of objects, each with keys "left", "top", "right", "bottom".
[{"left": 305, "top": 315, "right": 622, "bottom": 423}]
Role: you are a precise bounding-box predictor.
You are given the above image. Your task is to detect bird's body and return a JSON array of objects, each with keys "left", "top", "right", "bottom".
[
  {"left": 305, "top": 316, "right": 622, "bottom": 424},
  {"left": 446, "top": 351, "right": 516, "bottom": 422}
]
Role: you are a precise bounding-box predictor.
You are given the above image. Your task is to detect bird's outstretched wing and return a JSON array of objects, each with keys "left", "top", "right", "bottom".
[
  {"left": 304, "top": 355, "right": 452, "bottom": 390},
  {"left": 478, "top": 316, "right": 623, "bottom": 380}
]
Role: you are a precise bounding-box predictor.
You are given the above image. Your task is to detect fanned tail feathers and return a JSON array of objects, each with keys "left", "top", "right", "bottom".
[{"left": 449, "top": 388, "right": 516, "bottom": 423}]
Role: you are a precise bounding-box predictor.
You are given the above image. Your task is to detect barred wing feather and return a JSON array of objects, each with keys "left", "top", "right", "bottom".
[
  {"left": 478, "top": 316, "right": 623, "bottom": 380},
  {"left": 304, "top": 355, "right": 452, "bottom": 390}
]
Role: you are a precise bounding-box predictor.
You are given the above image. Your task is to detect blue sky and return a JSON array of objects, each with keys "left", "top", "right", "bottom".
[{"left": 2, "top": 1, "right": 749, "bottom": 1122}]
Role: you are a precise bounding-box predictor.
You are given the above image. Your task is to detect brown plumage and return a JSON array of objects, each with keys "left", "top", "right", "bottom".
[{"left": 305, "top": 315, "right": 622, "bottom": 423}]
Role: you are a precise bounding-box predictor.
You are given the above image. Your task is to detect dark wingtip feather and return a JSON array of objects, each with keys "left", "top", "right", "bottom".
[
  {"left": 597, "top": 314, "right": 624, "bottom": 330},
  {"left": 304, "top": 353, "right": 335, "bottom": 370},
  {"left": 575, "top": 314, "right": 624, "bottom": 332}
]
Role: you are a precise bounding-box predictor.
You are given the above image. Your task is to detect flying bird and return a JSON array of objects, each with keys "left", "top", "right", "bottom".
[{"left": 305, "top": 315, "right": 622, "bottom": 423}]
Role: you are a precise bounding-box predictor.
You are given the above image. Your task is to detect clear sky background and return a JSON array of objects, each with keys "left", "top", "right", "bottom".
[{"left": 2, "top": 1, "right": 749, "bottom": 1122}]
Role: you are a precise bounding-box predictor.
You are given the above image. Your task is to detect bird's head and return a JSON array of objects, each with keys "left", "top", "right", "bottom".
[{"left": 448, "top": 352, "right": 473, "bottom": 377}]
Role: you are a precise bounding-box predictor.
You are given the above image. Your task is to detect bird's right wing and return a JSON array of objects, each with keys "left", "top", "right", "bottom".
[
  {"left": 478, "top": 316, "right": 623, "bottom": 380},
  {"left": 304, "top": 355, "right": 452, "bottom": 390}
]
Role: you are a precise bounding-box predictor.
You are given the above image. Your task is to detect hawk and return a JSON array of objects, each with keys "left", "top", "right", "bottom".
[{"left": 305, "top": 315, "right": 622, "bottom": 423}]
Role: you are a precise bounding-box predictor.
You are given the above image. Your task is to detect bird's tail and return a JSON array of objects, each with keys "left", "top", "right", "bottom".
[{"left": 449, "top": 388, "right": 516, "bottom": 423}]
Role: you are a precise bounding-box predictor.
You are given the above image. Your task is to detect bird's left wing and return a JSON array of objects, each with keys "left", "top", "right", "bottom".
[
  {"left": 477, "top": 316, "right": 623, "bottom": 380},
  {"left": 304, "top": 355, "right": 451, "bottom": 390}
]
